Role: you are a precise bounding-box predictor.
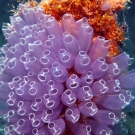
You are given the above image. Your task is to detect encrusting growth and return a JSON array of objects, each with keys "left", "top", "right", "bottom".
[{"left": 39, "top": 0, "right": 128, "bottom": 56}]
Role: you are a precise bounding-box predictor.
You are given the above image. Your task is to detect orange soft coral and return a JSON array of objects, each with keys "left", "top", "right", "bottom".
[
  {"left": 104, "top": 0, "right": 129, "bottom": 11},
  {"left": 39, "top": 0, "right": 126, "bottom": 56}
]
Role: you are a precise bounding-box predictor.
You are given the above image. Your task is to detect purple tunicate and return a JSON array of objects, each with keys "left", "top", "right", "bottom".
[
  {"left": 61, "top": 89, "right": 77, "bottom": 106},
  {"left": 78, "top": 101, "right": 98, "bottom": 116},
  {"left": 65, "top": 106, "right": 80, "bottom": 123},
  {"left": 77, "top": 86, "right": 93, "bottom": 101},
  {"left": 0, "top": 3, "right": 135, "bottom": 135},
  {"left": 48, "top": 118, "right": 65, "bottom": 135},
  {"left": 75, "top": 51, "right": 91, "bottom": 74},
  {"left": 78, "top": 24, "right": 93, "bottom": 52},
  {"left": 58, "top": 49, "right": 74, "bottom": 68},
  {"left": 51, "top": 62, "right": 68, "bottom": 83},
  {"left": 66, "top": 74, "right": 81, "bottom": 93}
]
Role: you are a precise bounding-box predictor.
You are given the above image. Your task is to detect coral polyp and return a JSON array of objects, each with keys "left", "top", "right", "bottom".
[{"left": 0, "top": 1, "right": 134, "bottom": 135}]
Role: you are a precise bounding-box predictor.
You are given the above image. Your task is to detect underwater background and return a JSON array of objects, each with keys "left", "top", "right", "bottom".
[{"left": 0, "top": 0, "right": 135, "bottom": 135}]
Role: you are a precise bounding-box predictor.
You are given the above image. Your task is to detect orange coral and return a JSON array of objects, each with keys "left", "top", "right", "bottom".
[
  {"left": 39, "top": 0, "right": 127, "bottom": 56},
  {"left": 104, "top": 0, "right": 128, "bottom": 10}
]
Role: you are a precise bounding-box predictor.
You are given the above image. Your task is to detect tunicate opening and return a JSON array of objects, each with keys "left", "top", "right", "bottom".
[
  {"left": 7, "top": 100, "right": 14, "bottom": 106},
  {"left": 8, "top": 110, "right": 14, "bottom": 117},
  {"left": 29, "top": 88, "right": 37, "bottom": 95},
  {"left": 33, "top": 7, "right": 38, "bottom": 13},
  {"left": 40, "top": 57, "right": 49, "bottom": 65},
  {"left": 46, "top": 101, "right": 54, "bottom": 107},
  {"left": 83, "top": 86, "right": 90, "bottom": 91},
  {"left": 31, "top": 105, "right": 38, "bottom": 111},
  {"left": 119, "top": 94, "right": 125, "bottom": 101},
  {"left": 29, "top": 113, "right": 35, "bottom": 120},
  {"left": 43, "top": 49, "right": 50, "bottom": 56},
  {"left": 32, "top": 120, "right": 40, "bottom": 127},
  {"left": 17, "top": 119, "right": 25, "bottom": 127},
  {"left": 18, "top": 109, "right": 26, "bottom": 116},
  {"left": 28, "top": 72, "right": 34, "bottom": 76},
  {"left": 20, "top": 29, "right": 25, "bottom": 35},
  {"left": 49, "top": 89, "right": 58, "bottom": 95},
  {"left": 7, "top": 60, "right": 16, "bottom": 69},
  {"left": 85, "top": 78, "right": 93, "bottom": 84},
  {"left": 82, "top": 17, "right": 88, "bottom": 23},
  {"left": 100, "top": 64, "right": 108, "bottom": 71},
  {"left": 30, "top": 57, "right": 36, "bottom": 62},
  {"left": 16, "top": 90, "right": 23, "bottom": 95},
  {"left": 21, "top": 38, "right": 25, "bottom": 45},
  {"left": 103, "top": 40, "right": 110, "bottom": 48},
  {"left": 97, "top": 36, "right": 105, "bottom": 40},
  {"left": 8, "top": 91, "right": 14, "bottom": 97},
  {"left": 19, "top": 81, "right": 26, "bottom": 87},
  {"left": 86, "top": 71, "right": 93, "bottom": 76},
  {"left": 70, "top": 82, "right": 78, "bottom": 88},
  {"left": 81, "top": 57, "right": 90, "bottom": 65},
  {"left": 44, "top": 21, "right": 53, "bottom": 28},
  {"left": 20, "top": 55, "right": 27, "bottom": 63},
  {"left": 48, "top": 17, "right": 55, "bottom": 22},
  {"left": 46, "top": 109, "right": 53, "bottom": 115},
  {"left": 34, "top": 40, "right": 41, "bottom": 46},
  {"left": 23, "top": 9, "right": 29, "bottom": 14},
  {"left": 45, "top": 40, "right": 53, "bottom": 48},
  {"left": 100, "top": 130, "right": 107, "bottom": 135},
  {"left": 99, "top": 79, "right": 106, "bottom": 85},
  {"left": 86, "top": 102, "right": 92, "bottom": 108},
  {"left": 39, "top": 14, "right": 46, "bottom": 21},
  {"left": 66, "top": 109, "right": 72, "bottom": 116},
  {"left": 126, "top": 90, "right": 131, "bottom": 96},
  {"left": 48, "top": 80, "right": 54, "bottom": 86},
  {"left": 32, "top": 128, "right": 38, "bottom": 134},
  {"left": 65, "top": 90, "right": 72, "bottom": 95},
  {"left": 63, "top": 13, "right": 72, "bottom": 20},
  {"left": 61, "top": 55, "right": 70, "bottom": 62},
  {"left": 38, "top": 74, "right": 46, "bottom": 82},
  {"left": 30, "top": 81, "right": 35, "bottom": 86},
  {"left": 81, "top": 23, "right": 89, "bottom": 28},
  {"left": 98, "top": 57, "right": 105, "bottom": 62},
  {"left": 64, "top": 35, "right": 72, "bottom": 44},
  {"left": 59, "top": 49, "right": 66, "bottom": 55},
  {"left": 86, "top": 125, "right": 91, "bottom": 132},
  {"left": 35, "top": 98, "right": 42, "bottom": 103},
  {"left": 4, "top": 126, "right": 8, "bottom": 133},
  {"left": 109, "top": 112, "right": 115, "bottom": 119},
  {"left": 70, "top": 74, "right": 77, "bottom": 79},
  {"left": 114, "top": 86, "right": 121, "bottom": 92},
  {"left": 10, "top": 47, "right": 16, "bottom": 53},
  {"left": 0, "top": 64, "right": 5, "bottom": 70},
  {"left": 85, "top": 26, "right": 93, "bottom": 34},
  {"left": 13, "top": 76, "right": 21, "bottom": 82},
  {"left": 42, "top": 68, "right": 49, "bottom": 73},
  {"left": 48, "top": 122, "right": 55, "bottom": 129},
  {"left": 52, "top": 62, "right": 60, "bottom": 68},
  {"left": 8, "top": 125, "right": 14, "bottom": 131},
  {"left": 113, "top": 68, "right": 120, "bottom": 75},
  {"left": 100, "top": 87, "right": 108, "bottom": 93},
  {"left": 63, "top": 31, "right": 70, "bottom": 36},
  {"left": 79, "top": 51, "right": 87, "bottom": 56},
  {"left": 44, "top": 94, "right": 50, "bottom": 100},
  {"left": 48, "top": 34, "right": 55, "bottom": 40},
  {"left": 18, "top": 101, "right": 23, "bottom": 107}
]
